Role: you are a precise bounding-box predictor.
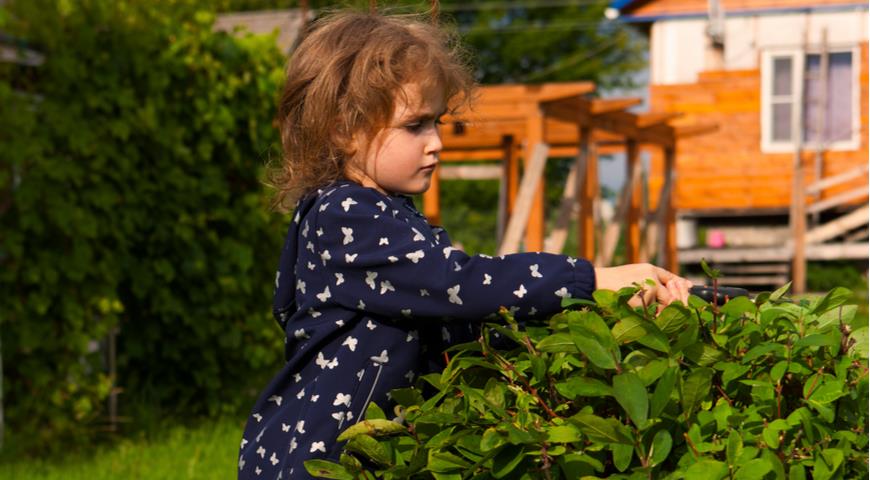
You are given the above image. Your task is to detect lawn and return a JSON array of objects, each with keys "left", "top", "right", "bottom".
[{"left": 0, "top": 417, "right": 243, "bottom": 480}]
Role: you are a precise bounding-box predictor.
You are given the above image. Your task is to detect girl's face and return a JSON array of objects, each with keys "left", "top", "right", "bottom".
[{"left": 348, "top": 83, "right": 446, "bottom": 196}]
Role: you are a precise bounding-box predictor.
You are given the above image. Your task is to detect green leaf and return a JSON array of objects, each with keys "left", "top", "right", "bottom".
[
  {"left": 720, "top": 363, "right": 752, "bottom": 387},
  {"left": 684, "top": 459, "right": 729, "bottom": 480},
  {"left": 685, "top": 342, "right": 726, "bottom": 366},
  {"left": 816, "top": 304, "right": 856, "bottom": 330},
  {"left": 654, "top": 303, "right": 691, "bottom": 335},
  {"left": 568, "top": 312, "right": 620, "bottom": 370},
  {"left": 648, "top": 429, "right": 672, "bottom": 467},
  {"left": 809, "top": 287, "right": 852, "bottom": 315},
  {"left": 726, "top": 430, "right": 743, "bottom": 467},
  {"left": 536, "top": 333, "right": 578, "bottom": 353},
  {"left": 337, "top": 419, "right": 405, "bottom": 442},
  {"left": 303, "top": 460, "right": 355, "bottom": 479},
  {"left": 491, "top": 445, "right": 525, "bottom": 478},
  {"left": 365, "top": 402, "right": 387, "bottom": 420},
  {"left": 720, "top": 296, "right": 757, "bottom": 318},
  {"left": 612, "top": 316, "right": 670, "bottom": 353},
  {"left": 761, "top": 419, "right": 789, "bottom": 449},
  {"left": 555, "top": 377, "right": 613, "bottom": 399},
  {"left": 427, "top": 450, "right": 471, "bottom": 473},
  {"left": 547, "top": 424, "right": 582, "bottom": 443},
  {"left": 770, "top": 282, "right": 792, "bottom": 301},
  {"left": 613, "top": 372, "right": 649, "bottom": 428},
  {"left": 734, "top": 458, "right": 772, "bottom": 480},
  {"left": 700, "top": 258, "right": 721, "bottom": 279},
  {"left": 770, "top": 361, "right": 789, "bottom": 382},
  {"left": 808, "top": 379, "right": 846, "bottom": 404},
  {"left": 742, "top": 343, "right": 787, "bottom": 363},
  {"left": 681, "top": 367, "right": 714, "bottom": 417},
  {"left": 345, "top": 434, "right": 392, "bottom": 467},
  {"left": 480, "top": 427, "right": 506, "bottom": 452},
  {"left": 850, "top": 326, "right": 869, "bottom": 358},
  {"left": 789, "top": 465, "right": 807, "bottom": 480},
  {"left": 650, "top": 366, "right": 678, "bottom": 417},
  {"left": 636, "top": 358, "right": 669, "bottom": 386},
  {"left": 811, "top": 449, "right": 844, "bottom": 480},
  {"left": 793, "top": 334, "right": 839, "bottom": 351},
  {"left": 612, "top": 443, "right": 633, "bottom": 472},
  {"left": 569, "top": 412, "right": 633, "bottom": 445}
]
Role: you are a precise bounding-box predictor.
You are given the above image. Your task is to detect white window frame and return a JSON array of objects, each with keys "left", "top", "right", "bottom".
[{"left": 760, "top": 46, "right": 860, "bottom": 153}]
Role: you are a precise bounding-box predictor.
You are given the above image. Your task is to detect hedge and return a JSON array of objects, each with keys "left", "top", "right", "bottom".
[{"left": 0, "top": 0, "right": 287, "bottom": 450}]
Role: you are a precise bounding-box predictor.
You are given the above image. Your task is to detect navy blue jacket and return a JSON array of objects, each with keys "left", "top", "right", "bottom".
[{"left": 238, "top": 180, "right": 596, "bottom": 479}]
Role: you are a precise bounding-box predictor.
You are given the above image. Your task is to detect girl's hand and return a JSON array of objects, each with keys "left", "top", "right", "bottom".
[{"left": 594, "top": 263, "right": 693, "bottom": 313}]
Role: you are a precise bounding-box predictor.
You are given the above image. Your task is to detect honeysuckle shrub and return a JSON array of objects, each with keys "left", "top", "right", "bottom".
[{"left": 309, "top": 283, "right": 868, "bottom": 479}]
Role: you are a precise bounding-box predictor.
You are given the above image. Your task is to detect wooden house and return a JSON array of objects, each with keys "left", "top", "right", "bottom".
[{"left": 618, "top": 0, "right": 869, "bottom": 289}]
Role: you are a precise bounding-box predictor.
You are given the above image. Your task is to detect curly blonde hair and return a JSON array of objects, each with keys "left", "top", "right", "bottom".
[{"left": 269, "top": 9, "right": 475, "bottom": 211}]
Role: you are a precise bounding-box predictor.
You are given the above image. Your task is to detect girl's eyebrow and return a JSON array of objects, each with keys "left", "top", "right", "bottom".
[{"left": 402, "top": 109, "right": 447, "bottom": 123}]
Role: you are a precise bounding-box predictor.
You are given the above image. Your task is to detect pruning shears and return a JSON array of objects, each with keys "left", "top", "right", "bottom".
[{"left": 689, "top": 285, "right": 750, "bottom": 304}]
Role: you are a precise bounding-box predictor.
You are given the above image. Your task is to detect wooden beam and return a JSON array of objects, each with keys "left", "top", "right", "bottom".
[
  {"left": 438, "top": 165, "right": 503, "bottom": 180},
  {"left": 637, "top": 112, "right": 683, "bottom": 128},
  {"left": 543, "top": 156, "right": 581, "bottom": 254},
  {"left": 590, "top": 97, "right": 642, "bottom": 115},
  {"left": 497, "top": 135, "right": 515, "bottom": 247},
  {"left": 626, "top": 140, "right": 642, "bottom": 264},
  {"left": 674, "top": 123, "right": 719, "bottom": 139},
  {"left": 599, "top": 142, "right": 642, "bottom": 266},
  {"left": 680, "top": 243, "right": 868, "bottom": 263},
  {"left": 806, "top": 164, "right": 869, "bottom": 195},
  {"left": 791, "top": 155, "right": 807, "bottom": 294},
  {"left": 806, "top": 185, "right": 869, "bottom": 215},
  {"left": 579, "top": 126, "right": 597, "bottom": 261},
  {"left": 805, "top": 205, "right": 870, "bottom": 244},
  {"left": 498, "top": 143, "right": 550, "bottom": 255},
  {"left": 525, "top": 108, "right": 546, "bottom": 252}
]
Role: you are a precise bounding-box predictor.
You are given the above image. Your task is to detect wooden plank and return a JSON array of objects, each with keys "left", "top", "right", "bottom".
[
  {"left": 806, "top": 185, "right": 869, "bottom": 215},
  {"left": 599, "top": 145, "right": 643, "bottom": 266},
  {"left": 579, "top": 126, "right": 597, "bottom": 261},
  {"left": 805, "top": 164, "right": 869, "bottom": 195},
  {"left": 626, "top": 140, "right": 642, "bottom": 263},
  {"left": 845, "top": 228, "right": 869, "bottom": 243},
  {"left": 805, "top": 205, "right": 870, "bottom": 244},
  {"left": 497, "top": 135, "right": 515, "bottom": 245},
  {"left": 718, "top": 264, "right": 790, "bottom": 274},
  {"left": 543, "top": 158, "right": 581, "bottom": 254},
  {"left": 637, "top": 112, "right": 683, "bottom": 128},
  {"left": 674, "top": 123, "right": 719, "bottom": 138},
  {"left": 806, "top": 242, "right": 869, "bottom": 260},
  {"left": 525, "top": 109, "right": 546, "bottom": 252},
  {"left": 679, "top": 243, "right": 869, "bottom": 263},
  {"left": 497, "top": 143, "right": 550, "bottom": 255},
  {"left": 591, "top": 98, "right": 643, "bottom": 115},
  {"left": 438, "top": 165, "right": 503, "bottom": 180}
]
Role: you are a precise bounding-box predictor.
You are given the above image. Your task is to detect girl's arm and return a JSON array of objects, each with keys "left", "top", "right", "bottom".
[{"left": 311, "top": 187, "right": 595, "bottom": 321}]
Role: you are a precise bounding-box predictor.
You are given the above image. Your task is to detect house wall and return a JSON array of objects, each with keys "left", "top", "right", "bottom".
[
  {"left": 650, "top": 9, "right": 868, "bottom": 84},
  {"left": 645, "top": 42, "right": 867, "bottom": 211}
]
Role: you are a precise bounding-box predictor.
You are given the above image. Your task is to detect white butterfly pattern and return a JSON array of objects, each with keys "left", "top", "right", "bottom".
[
  {"left": 530, "top": 264, "right": 543, "bottom": 278},
  {"left": 379, "top": 237, "right": 389, "bottom": 246},
  {"left": 483, "top": 273, "right": 492, "bottom": 285},
  {"left": 310, "top": 441, "right": 326, "bottom": 453},
  {"left": 316, "top": 286, "right": 331, "bottom": 302},
  {"left": 380, "top": 281, "right": 395, "bottom": 294},
  {"left": 554, "top": 287, "right": 570, "bottom": 299},
  {"left": 513, "top": 284, "right": 528, "bottom": 298},
  {"left": 315, "top": 352, "right": 339, "bottom": 369},
  {"left": 289, "top": 437, "right": 298, "bottom": 454},
  {"left": 335, "top": 273, "right": 344, "bottom": 285},
  {"left": 341, "top": 227, "right": 354, "bottom": 245},
  {"left": 333, "top": 393, "right": 351, "bottom": 407},
  {"left": 345, "top": 253, "right": 358, "bottom": 263},
  {"left": 405, "top": 249, "right": 425, "bottom": 263},
  {"left": 320, "top": 250, "right": 331, "bottom": 265},
  {"left": 447, "top": 285, "right": 463, "bottom": 305},
  {"left": 365, "top": 271, "right": 378, "bottom": 290},
  {"left": 267, "top": 395, "right": 282, "bottom": 406},
  {"left": 342, "top": 336, "right": 358, "bottom": 351},
  {"left": 341, "top": 197, "right": 358, "bottom": 212}
]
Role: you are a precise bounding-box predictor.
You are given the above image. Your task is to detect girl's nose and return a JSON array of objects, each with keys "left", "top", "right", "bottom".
[{"left": 426, "top": 127, "right": 443, "bottom": 156}]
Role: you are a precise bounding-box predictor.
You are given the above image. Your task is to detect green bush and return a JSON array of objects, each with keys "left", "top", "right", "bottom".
[
  {"left": 309, "top": 284, "right": 868, "bottom": 479},
  {"left": 0, "top": 0, "right": 286, "bottom": 450}
]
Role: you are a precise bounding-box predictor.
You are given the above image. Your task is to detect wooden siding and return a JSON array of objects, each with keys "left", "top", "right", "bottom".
[
  {"left": 625, "top": 0, "right": 863, "bottom": 17},
  {"left": 646, "top": 43, "right": 868, "bottom": 211}
]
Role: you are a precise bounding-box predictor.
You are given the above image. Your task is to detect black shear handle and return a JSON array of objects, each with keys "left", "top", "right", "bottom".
[{"left": 689, "top": 285, "right": 750, "bottom": 304}]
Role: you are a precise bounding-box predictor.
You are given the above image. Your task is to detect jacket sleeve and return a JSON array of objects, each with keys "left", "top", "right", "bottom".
[{"left": 311, "top": 187, "right": 596, "bottom": 321}]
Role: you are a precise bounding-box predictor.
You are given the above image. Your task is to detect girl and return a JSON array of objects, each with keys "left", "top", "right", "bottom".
[{"left": 239, "top": 10, "right": 692, "bottom": 479}]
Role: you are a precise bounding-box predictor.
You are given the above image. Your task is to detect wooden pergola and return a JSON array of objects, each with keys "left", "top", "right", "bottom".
[{"left": 423, "top": 82, "right": 716, "bottom": 272}]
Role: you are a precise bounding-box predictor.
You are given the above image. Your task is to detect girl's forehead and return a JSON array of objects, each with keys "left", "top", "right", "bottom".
[{"left": 395, "top": 82, "right": 446, "bottom": 116}]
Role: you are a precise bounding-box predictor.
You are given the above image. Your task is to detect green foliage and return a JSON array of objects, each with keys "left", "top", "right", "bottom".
[
  {"left": 311, "top": 285, "right": 868, "bottom": 478},
  {"left": 0, "top": 0, "right": 285, "bottom": 450}
]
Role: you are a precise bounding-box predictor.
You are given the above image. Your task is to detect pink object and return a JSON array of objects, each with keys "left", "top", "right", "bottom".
[{"left": 707, "top": 230, "right": 726, "bottom": 248}]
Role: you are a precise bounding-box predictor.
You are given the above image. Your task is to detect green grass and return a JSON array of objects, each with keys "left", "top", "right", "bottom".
[{"left": 0, "top": 417, "right": 243, "bottom": 480}]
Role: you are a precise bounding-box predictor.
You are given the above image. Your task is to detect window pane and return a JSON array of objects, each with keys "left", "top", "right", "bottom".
[
  {"left": 773, "top": 57, "right": 793, "bottom": 96},
  {"left": 827, "top": 52, "right": 852, "bottom": 142},
  {"left": 803, "top": 54, "right": 822, "bottom": 142},
  {"left": 772, "top": 103, "right": 792, "bottom": 141}
]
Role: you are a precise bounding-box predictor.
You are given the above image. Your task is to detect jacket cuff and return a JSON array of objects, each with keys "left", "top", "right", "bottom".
[{"left": 570, "top": 257, "right": 597, "bottom": 300}]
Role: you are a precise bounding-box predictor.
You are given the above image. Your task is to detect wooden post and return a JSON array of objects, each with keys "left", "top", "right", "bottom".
[
  {"left": 662, "top": 147, "right": 678, "bottom": 273},
  {"left": 423, "top": 167, "right": 441, "bottom": 225},
  {"left": 599, "top": 141, "right": 642, "bottom": 266},
  {"left": 578, "top": 126, "right": 598, "bottom": 261},
  {"left": 811, "top": 28, "right": 829, "bottom": 227},
  {"left": 792, "top": 157, "right": 807, "bottom": 294},
  {"left": 498, "top": 135, "right": 517, "bottom": 245},
  {"left": 626, "top": 140, "right": 641, "bottom": 263},
  {"left": 498, "top": 143, "right": 550, "bottom": 255},
  {"left": 525, "top": 107, "right": 546, "bottom": 251}
]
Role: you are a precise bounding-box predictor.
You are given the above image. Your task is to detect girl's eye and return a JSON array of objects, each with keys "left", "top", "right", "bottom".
[{"left": 404, "top": 122, "right": 423, "bottom": 132}]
